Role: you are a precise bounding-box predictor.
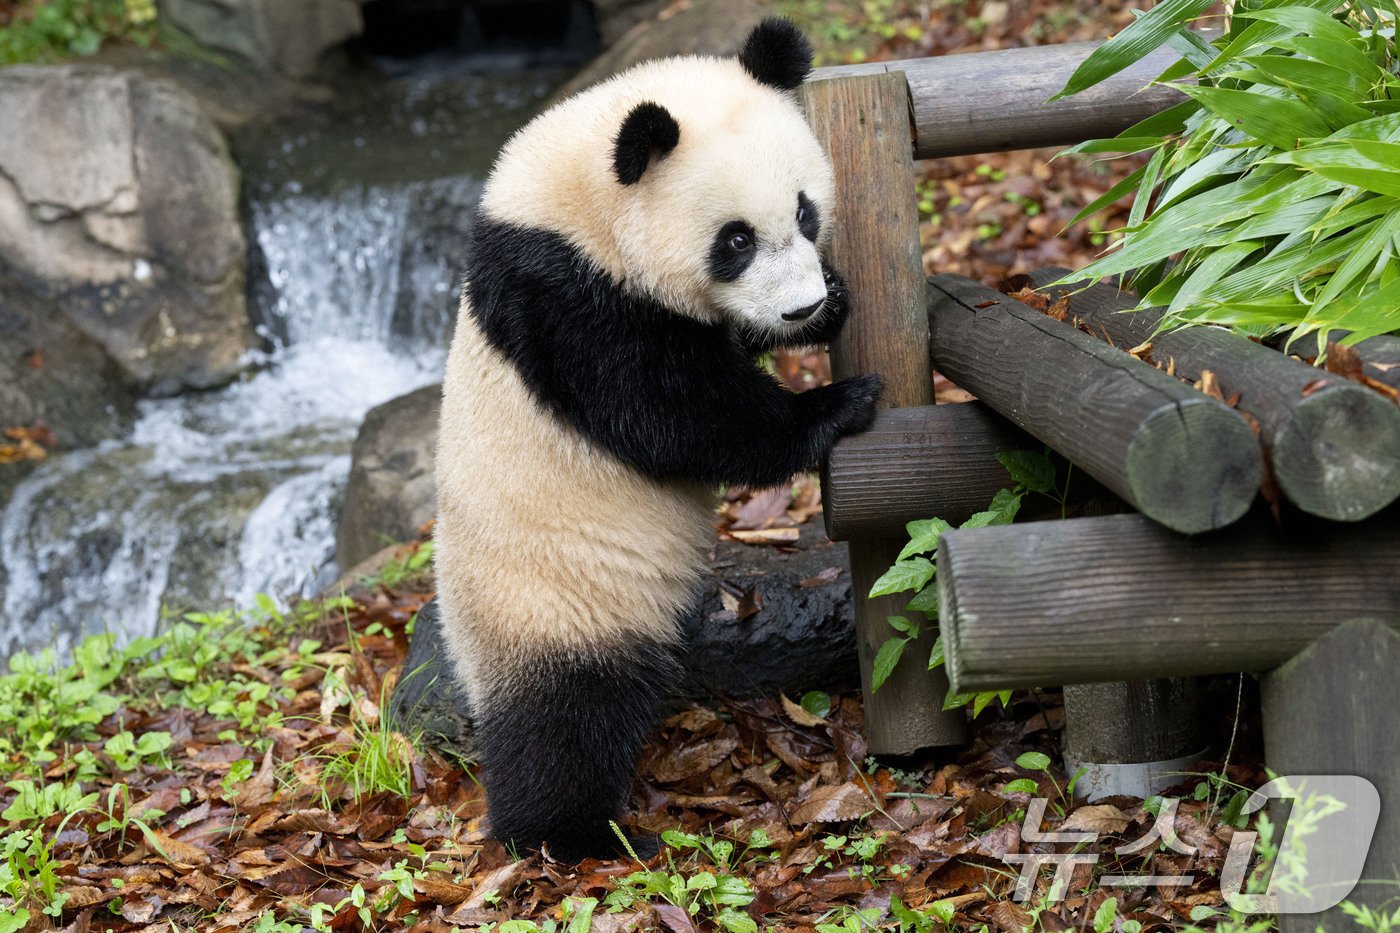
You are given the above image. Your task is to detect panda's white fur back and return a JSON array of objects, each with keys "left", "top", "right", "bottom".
[
  {"left": 435, "top": 311, "right": 716, "bottom": 700},
  {"left": 437, "top": 53, "right": 830, "bottom": 698}
]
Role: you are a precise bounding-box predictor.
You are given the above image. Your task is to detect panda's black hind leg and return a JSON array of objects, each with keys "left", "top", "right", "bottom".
[{"left": 475, "top": 640, "right": 676, "bottom": 863}]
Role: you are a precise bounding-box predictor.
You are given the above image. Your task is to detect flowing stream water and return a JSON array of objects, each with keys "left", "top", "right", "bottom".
[{"left": 0, "top": 58, "right": 569, "bottom": 659}]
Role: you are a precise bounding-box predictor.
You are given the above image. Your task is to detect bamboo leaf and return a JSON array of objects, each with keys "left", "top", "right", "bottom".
[
  {"left": 1312, "top": 212, "right": 1400, "bottom": 309},
  {"left": 1051, "top": 0, "right": 1217, "bottom": 101},
  {"left": 1234, "top": 6, "right": 1359, "bottom": 45},
  {"left": 1273, "top": 37, "right": 1391, "bottom": 87},
  {"left": 1066, "top": 163, "right": 1148, "bottom": 227},
  {"left": 1275, "top": 141, "right": 1400, "bottom": 197},
  {"left": 1175, "top": 83, "right": 1332, "bottom": 148}
]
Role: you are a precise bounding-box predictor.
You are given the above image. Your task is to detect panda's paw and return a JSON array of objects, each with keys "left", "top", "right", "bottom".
[{"left": 823, "top": 373, "right": 884, "bottom": 436}]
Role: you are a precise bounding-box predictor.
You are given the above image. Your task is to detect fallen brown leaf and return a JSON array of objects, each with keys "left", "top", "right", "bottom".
[
  {"left": 781, "top": 694, "right": 828, "bottom": 729},
  {"left": 790, "top": 782, "right": 871, "bottom": 824},
  {"left": 1061, "top": 803, "right": 1130, "bottom": 835}
]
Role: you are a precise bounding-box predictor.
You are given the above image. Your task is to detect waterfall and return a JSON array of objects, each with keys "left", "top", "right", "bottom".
[{"left": 0, "top": 176, "right": 483, "bottom": 659}]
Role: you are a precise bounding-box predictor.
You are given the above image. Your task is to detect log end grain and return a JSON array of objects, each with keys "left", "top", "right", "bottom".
[
  {"left": 1126, "top": 398, "right": 1261, "bottom": 535},
  {"left": 1275, "top": 382, "right": 1400, "bottom": 522}
]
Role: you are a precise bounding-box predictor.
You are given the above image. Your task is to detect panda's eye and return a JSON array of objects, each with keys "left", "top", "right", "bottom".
[
  {"left": 796, "top": 205, "right": 809, "bottom": 223},
  {"left": 728, "top": 232, "right": 752, "bottom": 252}
]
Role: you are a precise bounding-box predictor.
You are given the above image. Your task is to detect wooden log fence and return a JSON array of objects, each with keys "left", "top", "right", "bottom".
[
  {"left": 821, "top": 403, "right": 1033, "bottom": 539},
  {"left": 1030, "top": 270, "right": 1400, "bottom": 522},
  {"left": 927, "top": 274, "right": 1261, "bottom": 535},
  {"left": 800, "top": 31, "right": 1400, "bottom": 918},
  {"left": 812, "top": 42, "right": 1186, "bottom": 159},
  {"left": 937, "top": 510, "right": 1400, "bottom": 692}
]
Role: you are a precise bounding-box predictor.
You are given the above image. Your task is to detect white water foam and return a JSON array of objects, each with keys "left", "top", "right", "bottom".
[{"left": 0, "top": 177, "right": 474, "bottom": 659}]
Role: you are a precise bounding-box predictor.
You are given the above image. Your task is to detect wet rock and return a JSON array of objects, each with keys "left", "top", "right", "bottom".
[
  {"left": 389, "top": 526, "right": 858, "bottom": 752},
  {"left": 0, "top": 268, "right": 136, "bottom": 508},
  {"left": 337, "top": 384, "right": 442, "bottom": 571},
  {"left": 388, "top": 601, "right": 477, "bottom": 755},
  {"left": 0, "top": 269, "right": 135, "bottom": 450},
  {"left": 681, "top": 523, "right": 858, "bottom": 700},
  {"left": 161, "top": 0, "right": 363, "bottom": 79},
  {"left": 0, "top": 66, "right": 250, "bottom": 392},
  {"left": 550, "top": 0, "right": 769, "bottom": 100}
]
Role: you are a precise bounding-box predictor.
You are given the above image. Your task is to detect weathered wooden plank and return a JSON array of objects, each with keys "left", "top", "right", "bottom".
[
  {"left": 927, "top": 274, "right": 1261, "bottom": 534},
  {"left": 811, "top": 41, "right": 1186, "bottom": 160},
  {"left": 802, "top": 73, "right": 966, "bottom": 754},
  {"left": 1263, "top": 621, "right": 1400, "bottom": 929},
  {"left": 937, "top": 511, "right": 1400, "bottom": 692},
  {"left": 821, "top": 403, "right": 1033, "bottom": 540},
  {"left": 1031, "top": 270, "right": 1400, "bottom": 522}
]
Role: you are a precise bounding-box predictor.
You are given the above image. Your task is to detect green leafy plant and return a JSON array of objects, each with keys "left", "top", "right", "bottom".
[
  {"left": 103, "top": 730, "right": 173, "bottom": 773},
  {"left": 867, "top": 450, "right": 1069, "bottom": 711},
  {"left": 1059, "top": 0, "right": 1400, "bottom": 351},
  {"left": 0, "top": 0, "right": 158, "bottom": 65}
]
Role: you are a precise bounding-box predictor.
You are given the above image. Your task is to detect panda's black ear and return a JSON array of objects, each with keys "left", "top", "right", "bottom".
[
  {"left": 613, "top": 102, "right": 680, "bottom": 185},
  {"left": 739, "top": 17, "right": 813, "bottom": 91}
]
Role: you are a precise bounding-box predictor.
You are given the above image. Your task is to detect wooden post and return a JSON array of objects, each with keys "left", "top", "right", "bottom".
[
  {"left": 1031, "top": 270, "right": 1400, "bottom": 522},
  {"left": 802, "top": 72, "right": 966, "bottom": 755},
  {"left": 1062, "top": 679, "right": 1204, "bottom": 801},
  {"left": 1262, "top": 621, "right": 1400, "bottom": 930}
]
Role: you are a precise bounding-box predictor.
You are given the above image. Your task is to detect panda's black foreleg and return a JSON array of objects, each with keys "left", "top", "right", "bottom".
[{"left": 474, "top": 639, "right": 677, "bottom": 862}]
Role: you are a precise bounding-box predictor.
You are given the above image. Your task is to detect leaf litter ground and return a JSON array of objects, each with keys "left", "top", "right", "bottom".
[{"left": 0, "top": 532, "right": 1268, "bottom": 933}]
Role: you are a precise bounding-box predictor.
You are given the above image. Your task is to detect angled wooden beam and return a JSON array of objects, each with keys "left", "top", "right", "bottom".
[
  {"left": 811, "top": 41, "right": 1186, "bottom": 160},
  {"left": 927, "top": 274, "right": 1262, "bottom": 534},
  {"left": 1030, "top": 270, "right": 1400, "bottom": 522},
  {"left": 938, "top": 511, "right": 1400, "bottom": 693}
]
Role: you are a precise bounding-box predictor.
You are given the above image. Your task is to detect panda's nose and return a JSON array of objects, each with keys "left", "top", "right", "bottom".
[{"left": 782, "top": 298, "right": 824, "bottom": 322}]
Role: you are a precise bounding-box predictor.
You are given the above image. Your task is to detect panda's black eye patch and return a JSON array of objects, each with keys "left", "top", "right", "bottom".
[
  {"left": 710, "top": 220, "right": 758, "bottom": 282},
  {"left": 797, "top": 191, "right": 820, "bottom": 242}
]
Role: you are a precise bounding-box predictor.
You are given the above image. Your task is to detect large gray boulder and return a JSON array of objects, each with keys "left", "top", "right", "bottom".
[
  {"left": 160, "top": 0, "right": 363, "bottom": 79},
  {"left": 0, "top": 66, "right": 250, "bottom": 393},
  {"left": 336, "top": 384, "right": 442, "bottom": 570},
  {"left": 0, "top": 268, "right": 137, "bottom": 508}
]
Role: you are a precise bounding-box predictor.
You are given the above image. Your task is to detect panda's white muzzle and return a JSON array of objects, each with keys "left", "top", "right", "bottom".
[{"left": 719, "top": 235, "right": 830, "bottom": 332}]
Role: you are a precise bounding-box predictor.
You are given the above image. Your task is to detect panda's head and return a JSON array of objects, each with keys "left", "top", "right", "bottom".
[{"left": 606, "top": 19, "right": 839, "bottom": 340}]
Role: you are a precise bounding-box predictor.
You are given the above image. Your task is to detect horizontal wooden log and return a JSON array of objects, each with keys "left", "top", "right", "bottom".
[
  {"left": 811, "top": 41, "right": 1186, "bottom": 160},
  {"left": 927, "top": 274, "right": 1261, "bottom": 534},
  {"left": 821, "top": 403, "right": 1034, "bottom": 539},
  {"left": 938, "top": 510, "right": 1400, "bottom": 692},
  {"left": 1030, "top": 270, "right": 1400, "bottom": 522}
]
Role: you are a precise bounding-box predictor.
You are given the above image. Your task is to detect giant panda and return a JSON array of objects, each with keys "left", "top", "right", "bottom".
[{"left": 435, "top": 17, "right": 883, "bottom": 861}]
